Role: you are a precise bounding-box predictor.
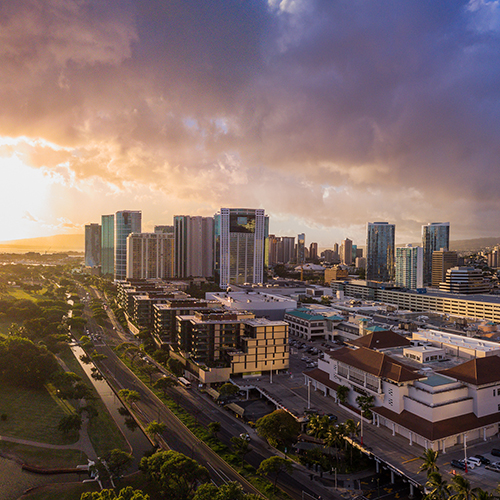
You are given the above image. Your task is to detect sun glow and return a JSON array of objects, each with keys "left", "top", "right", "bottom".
[{"left": 0, "top": 153, "right": 53, "bottom": 241}]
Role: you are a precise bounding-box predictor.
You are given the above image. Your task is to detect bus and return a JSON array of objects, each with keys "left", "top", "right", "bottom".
[{"left": 178, "top": 377, "right": 192, "bottom": 389}]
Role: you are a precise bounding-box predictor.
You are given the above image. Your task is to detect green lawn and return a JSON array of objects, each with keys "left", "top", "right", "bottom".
[
  {"left": 0, "top": 383, "right": 77, "bottom": 445},
  {"left": 6, "top": 287, "right": 45, "bottom": 301},
  {"left": 0, "top": 319, "right": 11, "bottom": 337},
  {"left": 0, "top": 441, "right": 86, "bottom": 469}
]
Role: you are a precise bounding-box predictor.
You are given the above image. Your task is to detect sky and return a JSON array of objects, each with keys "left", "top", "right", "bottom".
[{"left": 1, "top": 0, "right": 500, "bottom": 249}]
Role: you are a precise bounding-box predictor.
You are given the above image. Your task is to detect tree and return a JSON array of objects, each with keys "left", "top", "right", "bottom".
[
  {"left": 449, "top": 474, "right": 475, "bottom": 500},
  {"left": 208, "top": 421, "right": 221, "bottom": 438},
  {"left": 258, "top": 456, "right": 293, "bottom": 488},
  {"left": 139, "top": 450, "right": 210, "bottom": 499},
  {"left": 154, "top": 376, "right": 178, "bottom": 397},
  {"left": 256, "top": 410, "right": 300, "bottom": 448},
  {"left": 219, "top": 383, "right": 240, "bottom": 398},
  {"left": 193, "top": 482, "right": 261, "bottom": 500},
  {"left": 119, "top": 389, "right": 141, "bottom": 405},
  {"left": 167, "top": 357, "right": 184, "bottom": 377},
  {"left": 420, "top": 449, "right": 440, "bottom": 476},
  {"left": 58, "top": 413, "right": 82, "bottom": 434},
  {"left": 425, "top": 472, "right": 450, "bottom": 500},
  {"left": 81, "top": 486, "right": 150, "bottom": 499},
  {"left": 356, "top": 394, "right": 375, "bottom": 419},
  {"left": 324, "top": 423, "right": 346, "bottom": 461},
  {"left": 124, "top": 346, "right": 141, "bottom": 365},
  {"left": 104, "top": 449, "right": 133, "bottom": 479},
  {"left": 141, "top": 363, "right": 157, "bottom": 384},
  {"left": 231, "top": 436, "right": 251, "bottom": 465},
  {"left": 145, "top": 420, "right": 167, "bottom": 445},
  {"left": 307, "top": 414, "right": 330, "bottom": 439},
  {"left": 336, "top": 385, "right": 349, "bottom": 405}
]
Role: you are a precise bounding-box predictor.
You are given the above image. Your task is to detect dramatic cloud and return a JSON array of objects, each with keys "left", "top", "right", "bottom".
[{"left": 1, "top": 0, "right": 500, "bottom": 245}]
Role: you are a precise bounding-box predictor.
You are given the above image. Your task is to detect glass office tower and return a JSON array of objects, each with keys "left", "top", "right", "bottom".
[
  {"left": 422, "top": 222, "right": 450, "bottom": 285},
  {"left": 85, "top": 223, "right": 101, "bottom": 268},
  {"left": 101, "top": 215, "right": 115, "bottom": 276},
  {"left": 366, "top": 222, "right": 395, "bottom": 282},
  {"left": 216, "top": 208, "right": 267, "bottom": 288},
  {"left": 114, "top": 210, "right": 142, "bottom": 280}
]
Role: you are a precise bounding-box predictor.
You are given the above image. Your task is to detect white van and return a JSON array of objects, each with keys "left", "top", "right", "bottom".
[{"left": 467, "top": 457, "right": 481, "bottom": 467}]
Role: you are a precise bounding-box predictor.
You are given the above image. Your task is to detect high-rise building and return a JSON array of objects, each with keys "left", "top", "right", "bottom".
[
  {"left": 174, "top": 216, "right": 214, "bottom": 278},
  {"left": 431, "top": 250, "right": 458, "bottom": 288},
  {"left": 126, "top": 232, "right": 174, "bottom": 279},
  {"left": 366, "top": 222, "right": 395, "bottom": 282},
  {"left": 215, "top": 208, "right": 267, "bottom": 288},
  {"left": 85, "top": 223, "right": 101, "bottom": 268},
  {"left": 154, "top": 225, "right": 174, "bottom": 234},
  {"left": 422, "top": 223, "right": 450, "bottom": 285},
  {"left": 340, "top": 238, "right": 353, "bottom": 265},
  {"left": 279, "top": 237, "right": 295, "bottom": 264},
  {"left": 297, "top": 233, "right": 306, "bottom": 264},
  {"left": 395, "top": 245, "right": 423, "bottom": 289},
  {"left": 101, "top": 215, "right": 115, "bottom": 276},
  {"left": 114, "top": 210, "right": 142, "bottom": 280},
  {"left": 309, "top": 242, "right": 318, "bottom": 261}
]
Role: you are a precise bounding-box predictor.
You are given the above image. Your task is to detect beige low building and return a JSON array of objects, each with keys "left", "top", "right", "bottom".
[{"left": 305, "top": 329, "right": 500, "bottom": 451}]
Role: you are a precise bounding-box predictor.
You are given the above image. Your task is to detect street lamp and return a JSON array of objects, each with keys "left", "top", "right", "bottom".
[{"left": 360, "top": 412, "right": 364, "bottom": 446}]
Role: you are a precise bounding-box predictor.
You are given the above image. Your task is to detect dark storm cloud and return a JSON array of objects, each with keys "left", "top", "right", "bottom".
[{"left": 1, "top": 0, "right": 500, "bottom": 240}]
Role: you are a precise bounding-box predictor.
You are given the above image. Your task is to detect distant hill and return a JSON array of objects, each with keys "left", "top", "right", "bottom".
[
  {"left": 449, "top": 237, "right": 500, "bottom": 252},
  {"left": 403, "top": 237, "right": 500, "bottom": 253},
  {"left": 0, "top": 234, "right": 84, "bottom": 253}
]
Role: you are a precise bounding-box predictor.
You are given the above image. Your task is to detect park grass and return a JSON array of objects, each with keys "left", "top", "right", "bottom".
[
  {"left": 6, "top": 287, "right": 45, "bottom": 302},
  {"left": 0, "top": 319, "right": 11, "bottom": 337},
  {"left": 19, "top": 481, "right": 100, "bottom": 500},
  {"left": 58, "top": 346, "right": 129, "bottom": 457},
  {"left": 0, "top": 441, "right": 87, "bottom": 468},
  {"left": 0, "top": 383, "right": 77, "bottom": 445},
  {"left": 19, "top": 471, "right": 149, "bottom": 500}
]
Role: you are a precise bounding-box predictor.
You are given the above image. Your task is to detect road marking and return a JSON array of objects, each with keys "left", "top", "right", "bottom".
[{"left": 402, "top": 457, "right": 420, "bottom": 464}]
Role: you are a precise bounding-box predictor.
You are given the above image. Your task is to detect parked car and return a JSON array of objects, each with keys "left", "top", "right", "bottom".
[
  {"left": 474, "top": 454, "right": 490, "bottom": 465},
  {"left": 450, "top": 459, "right": 466, "bottom": 470},
  {"left": 492, "top": 449, "right": 500, "bottom": 457}
]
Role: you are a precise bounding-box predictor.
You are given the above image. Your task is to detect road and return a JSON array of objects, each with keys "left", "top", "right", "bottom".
[{"left": 77, "top": 284, "right": 352, "bottom": 499}]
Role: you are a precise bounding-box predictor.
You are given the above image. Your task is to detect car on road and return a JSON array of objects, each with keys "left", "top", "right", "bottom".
[
  {"left": 450, "top": 459, "right": 466, "bottom": 470},
  {"left": 492, "top": 449, "right": 500, "bottom": 457},
  {"left": 239, "top": 433, "right": 250, "bottom": 441}
]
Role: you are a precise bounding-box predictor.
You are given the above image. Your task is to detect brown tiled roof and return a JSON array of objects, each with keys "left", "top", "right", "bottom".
[
  {"left": 349, "top": 330, "right": 411, "bottom": 350},
  {"left": 304, "top": 368, "right": 341, "bottom": 391},
  {"left": 373, "top": 406, "right": 500, "bottom": 441},
  {"left": 438, "top": 355, "right": 500, "bottom": 386},
  {"left": 328, "top": 346, "right": 423, "bottom": 383}
]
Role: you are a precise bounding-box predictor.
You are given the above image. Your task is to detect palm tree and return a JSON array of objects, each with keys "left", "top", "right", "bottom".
[
  {"left": 449, "top": 474, "right": 476, "bottom": 500},
  {"left": 344, "top": 418, "right": 359, "bottom": 463},
  {"left": 472, "top": 489, "right": 495, "bottom": 500},
  {"left": 307, "top": 415, "right": 330, "bottom": 439},
  {"left": 336, "top": 385, "right": 349, "bottom": 405},
  {"left": 324, "top": 423, "right": 346, "bottom": 462},
  {"left": 420, "top": 448, "right": 440, "bottom": 476},
  {"left": 424, "top": 471, "right": 450, "bottom": 500}
]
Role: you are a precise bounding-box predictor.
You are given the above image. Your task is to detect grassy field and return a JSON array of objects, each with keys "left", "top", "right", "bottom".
[
  {"left": 0, "top": 319, "right": 10, "bottom": 337},
  {"left": 6, "top": 287, "right": 45, "bottom": 302},
  {"left": 0, "top": 383, "right": 77, "bottom": 445},
  {"left": 0, "top": 441, "right": 86, "bottom": 469},
  {"left": 20, "top": 471, "right": 153, "bottom": 500},
  {"left": 58, "top": 347, "right": 129, "bottom": 456}
]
